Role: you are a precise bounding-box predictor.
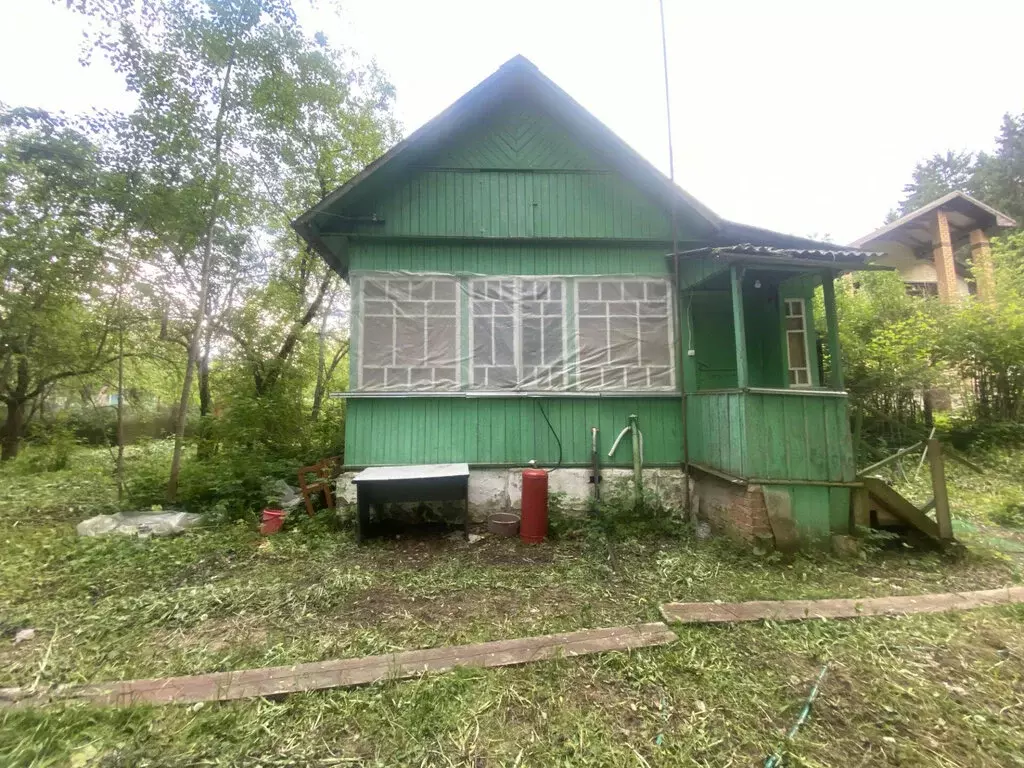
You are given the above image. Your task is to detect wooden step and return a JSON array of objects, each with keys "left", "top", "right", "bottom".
[{"left": 859, "top": 477, "right": 943, "bottom": 541}]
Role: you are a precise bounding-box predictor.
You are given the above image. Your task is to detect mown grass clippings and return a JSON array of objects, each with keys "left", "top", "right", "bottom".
[{"left": 1, "top": 445, "right": 1023, "bottom": 765}]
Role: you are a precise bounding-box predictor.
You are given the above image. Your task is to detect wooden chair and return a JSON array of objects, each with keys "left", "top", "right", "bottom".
[{"left": 297, "top": 457, "right": 341, "bottom": 517}]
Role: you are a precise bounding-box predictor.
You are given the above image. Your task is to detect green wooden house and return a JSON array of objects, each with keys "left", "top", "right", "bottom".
[{"left": 294, "top": 55, "right": 880, "bottom": 544}]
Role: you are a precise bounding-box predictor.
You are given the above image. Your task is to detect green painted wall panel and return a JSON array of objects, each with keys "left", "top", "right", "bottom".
[
  {"left": 686, "top": 391, "right": 746, "bottom": 477},
  {"left": 744, "top": 393, "right": 854, "bottom": 482},
  {"left": 347, "top": 241, "right": 670, "bottom": 276},
  {"left": 344, "top": 397, "right": 682, "bottom": 467},
  {"left": 344, "top": 169, "right": 672, "bottom": 241}
]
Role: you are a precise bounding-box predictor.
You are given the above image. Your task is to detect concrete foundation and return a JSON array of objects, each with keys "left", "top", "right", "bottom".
[{"left": 335, "top": 467, "right": 689, "bottom": 522}]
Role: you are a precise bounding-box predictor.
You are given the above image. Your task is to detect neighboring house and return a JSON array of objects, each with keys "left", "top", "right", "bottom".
[
  {"left": 852, "top": 192, "right": 1016, "bottom": 302},
  {"left": 294, "top": 56, "right": 885, "bottom": 545}
]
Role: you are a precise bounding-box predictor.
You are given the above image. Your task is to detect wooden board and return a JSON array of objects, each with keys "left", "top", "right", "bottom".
[
  {"left": 861, "top": 477, "right": 943, "bottom": 541},
  {"left": 661, "top": 586, "right": 1024, "bottom": 624},
  {"left": 2, "top": 623, "right": 677, "bottom": 709}
]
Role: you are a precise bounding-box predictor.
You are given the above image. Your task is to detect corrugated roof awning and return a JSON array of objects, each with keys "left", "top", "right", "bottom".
[{"left": 673, "top": 243, "right": 889, "bottom": 270}]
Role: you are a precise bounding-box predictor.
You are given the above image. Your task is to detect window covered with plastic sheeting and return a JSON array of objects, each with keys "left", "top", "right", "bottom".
[
  {"left": 357, "top": 275, "right": 460, "bottom": 391},
  {"left": 576, "top": 279, "right": 674, "bottom": 390},
  {"left": 352, "top": 272, "right": 675, "bottom": 394},
  {"left": 470, "top": 278, "right": 566, "bottom": 390}
]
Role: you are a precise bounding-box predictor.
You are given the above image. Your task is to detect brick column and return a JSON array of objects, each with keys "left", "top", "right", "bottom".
[
  {"left": 969, "top": 228, "right": 996, "bottom": 301},
  {"left": 931, "top": 209, "right": 957, "bottom": 303}
]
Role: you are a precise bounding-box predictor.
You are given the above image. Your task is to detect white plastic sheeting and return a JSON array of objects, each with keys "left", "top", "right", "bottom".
[{"left": 353, "top": 272, "right": 676, "bottom": 393}]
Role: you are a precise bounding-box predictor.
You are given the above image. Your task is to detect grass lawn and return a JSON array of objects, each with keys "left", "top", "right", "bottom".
[{"left": 2, "top": 447, "right": 1024, "bottom": 766}]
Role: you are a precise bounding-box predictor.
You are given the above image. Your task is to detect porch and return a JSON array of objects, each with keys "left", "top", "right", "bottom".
[{"left": 674, "top": 246, "right": 877, "bottom": 541}]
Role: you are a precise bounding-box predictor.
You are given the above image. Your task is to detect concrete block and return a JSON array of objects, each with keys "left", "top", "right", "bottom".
[
  {"left": 650, "top": 469, "right": 688, "bottom": 512},
  {"left": 468, "top": 469, "right": 509, "bottom": 522},
  {"left": 547, "top": 468, "right": 593, "bottom": 513},
  {"left": 506, "top": 468, "right": 523, "bottom": 511},
  {"left": 335, "top": 472, "right": 358, "bottom": 507},
  {"left": 831, "top": 534, "right": 861, "bottom": 558}
]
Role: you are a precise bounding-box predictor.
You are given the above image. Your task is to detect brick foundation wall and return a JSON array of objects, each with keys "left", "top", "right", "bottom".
[{"left": 692, "top": 473, "right": 772, "bottom": 544}]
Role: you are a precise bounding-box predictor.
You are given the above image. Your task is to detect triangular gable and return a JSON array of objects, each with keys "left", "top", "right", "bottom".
[
  {"left": 432, "top": 103, "right": 610, "bottom": 171},
  {"left": 294, "top": 55, "right": 721, "bottom": 241}
]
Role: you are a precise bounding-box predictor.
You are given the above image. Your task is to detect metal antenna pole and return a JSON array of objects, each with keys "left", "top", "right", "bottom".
[{"left": 660, "top": 0, "right": 692, "bottom": 515}]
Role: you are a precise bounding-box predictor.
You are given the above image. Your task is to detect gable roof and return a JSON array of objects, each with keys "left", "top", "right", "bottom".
[
  {"left": 294, "top": 55, "right": 720, "bottom": 237},
  {"left": 294, "top": 55, "right": 851, "bottom": 269},
  {"left": 851, "top": 191, "right": 1017, "bottom": 252}
]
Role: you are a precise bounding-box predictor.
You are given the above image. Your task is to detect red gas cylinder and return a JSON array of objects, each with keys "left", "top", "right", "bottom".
[{"left": 520, "top": 468, "right": 549, "bottom": 544}]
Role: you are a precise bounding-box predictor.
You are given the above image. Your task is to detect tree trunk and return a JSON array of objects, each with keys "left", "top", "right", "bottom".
[
  {"left": 311, "top": 292, "right": 332, "bottom": 422},
  {"left": 196, "top": 330, "right": 214, "bottom": 461},
  {"left": 2, "top": 399, "right": 26, "bottom": 461},
  {"left": 168, "top": 49, "right": 236, "bottom": 502},
  {"left": 198, "top": 341, "right": 212, "bottom": 419},
  {"left": 116, "top": 321, "right": 125, "bottom": 501}
]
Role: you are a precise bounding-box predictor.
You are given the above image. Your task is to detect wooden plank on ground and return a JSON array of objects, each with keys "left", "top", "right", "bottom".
[
  {"left": 661, "top": 586, "right": 1024, "bottom": 625},
  {"left": 1, "top": 623, "right": 677, "bottom": 709}
]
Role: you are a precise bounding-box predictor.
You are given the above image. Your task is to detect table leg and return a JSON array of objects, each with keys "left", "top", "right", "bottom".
[
  {"left": 464, "top": 479, "right": 470, "bottom": 540},
  {"left": 356, "top": 490, "right": 370, "bottom": 544}
]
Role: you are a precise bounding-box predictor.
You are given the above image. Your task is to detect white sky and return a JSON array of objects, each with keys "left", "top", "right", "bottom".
[{"left": 2, "top": 0, "right": 1022, "bottom": 244}]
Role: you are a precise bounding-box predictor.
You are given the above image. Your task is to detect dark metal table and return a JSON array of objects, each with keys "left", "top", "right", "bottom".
[{"left": 351, "top": 463, "right": 470, "bottom": 543}]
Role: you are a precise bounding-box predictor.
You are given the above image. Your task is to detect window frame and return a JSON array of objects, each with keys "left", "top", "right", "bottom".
[
  {"left": 355, "top": 274, "right": 462, "bottom": 391},
  {"left": 467, "top": 276, "right": 569, "bottom": 391},
  {"left": 573, "top": 277, "right": 677, "bottom": 392},
  {"left": 784, "top": 297, "right": 812, "bottom": 388},
  {"left": 351, "top": 272, "right": 678, "bottom": 395}
]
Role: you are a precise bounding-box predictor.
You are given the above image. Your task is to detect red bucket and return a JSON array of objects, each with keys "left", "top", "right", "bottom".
[{"left": 260, "top": 508, "right": 286, "bottom": 535}]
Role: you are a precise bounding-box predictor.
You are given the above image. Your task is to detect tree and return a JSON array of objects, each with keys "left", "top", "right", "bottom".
[
  {"left": 939, "top": 232, "right": 1024, "bottom": 421},
  {"left": 975, "top": 113, "right": 1024, "bottom": 225},
  {"left": 889, "top": 150, "right": 976, "bottom": 220},
  {"left": 0, "top": 108, "right": 120, "bottom": 459},
  {"left": 229, "top": 33, "right": 397, "bottom": 398},
  {"left": 71, "top": 0, "right": 330, "bottom": 498}
]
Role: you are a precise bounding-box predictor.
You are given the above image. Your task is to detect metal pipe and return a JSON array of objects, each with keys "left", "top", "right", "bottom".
[
  {"left": 608, "top": 425, "right": 631, "bottom": 458},
  {"left": 858, "top": 442, "right": 924, "bottom": 476},
  {"left": 629, "top": 413, "right": 642, "bottom": 503},
  {"left": 590, "top": 426, "right": 601, "bottom": 513}
]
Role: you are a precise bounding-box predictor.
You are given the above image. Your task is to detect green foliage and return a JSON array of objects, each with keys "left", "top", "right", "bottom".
[
  {"left": 937, "top": 233, "right": 1024, "bottom": 422},
  {"left": 831, "top": 271, "right": 945, "bottom": 435},
  {"left": 889, "top": 111, "right": 1024, "bottom": 224},
  {"left": 891, "top": 149, "right": 975, "bottom": 219},
  {"left": 0, "top": 108, "right": 120, "bottom": 457}
]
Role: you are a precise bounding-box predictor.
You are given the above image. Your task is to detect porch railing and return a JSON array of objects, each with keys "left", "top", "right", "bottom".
[{"left": 686, "top": 388, "right": 855, "bottom": 484}]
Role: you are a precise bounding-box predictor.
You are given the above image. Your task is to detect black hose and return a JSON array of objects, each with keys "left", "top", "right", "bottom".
[{"left": 537, "top": 400, "right": 563, "bottom": 468}]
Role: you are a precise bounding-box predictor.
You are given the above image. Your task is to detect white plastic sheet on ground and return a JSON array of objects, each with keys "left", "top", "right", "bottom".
[
  {"left": 76, "top": 511, "right": 202, "bottom": 538},
  {"left": 353, "top": 272, "right": 676, "bottom": 393}
]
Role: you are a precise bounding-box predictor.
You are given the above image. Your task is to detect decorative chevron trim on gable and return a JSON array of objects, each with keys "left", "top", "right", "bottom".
[{"left": 432, "top": 106, "right": 609, "bottom": 171}]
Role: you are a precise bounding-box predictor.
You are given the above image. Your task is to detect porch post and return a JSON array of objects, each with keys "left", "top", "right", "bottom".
[
  {"left": 821, "top": 270, "right": 844, "bottom": 391},
  {"left": 729, "top": 264, "right": 748, "bottom": 388}
]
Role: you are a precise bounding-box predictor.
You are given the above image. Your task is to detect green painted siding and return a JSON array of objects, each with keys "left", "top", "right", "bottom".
[
  {"left": 345, "top": 397, "right": 681, "bottom": 467},
  {"left": 686, "top": 391, "right": 746, "bottom": 477},
  {"left": 335, "top": 101, "right": 682, "bottom": 469},
  {"left": 744, "top": 392, "right": 854, "bottom": 482},
  {"left": 434, "top": 104, "right": 610, "bottom": 171},
  {"left": 344, "top": 169, "right": 672, "bottom": 240},
  {"left": 686, "top": 391, "right": 854, "bottom": 483},
  {"left": 344, "top": 241, "right": 670, "bottom": 276}
]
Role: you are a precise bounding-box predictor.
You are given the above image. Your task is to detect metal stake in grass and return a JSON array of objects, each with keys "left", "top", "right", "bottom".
[{"left": 764, "top": 663, "right": 829, "bottom": 768}]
